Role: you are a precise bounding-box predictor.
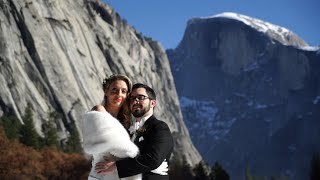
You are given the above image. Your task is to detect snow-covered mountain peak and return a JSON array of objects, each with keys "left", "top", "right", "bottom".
[
  {"left": 210, "top": 12, "right": 290, "bottom": 35},
  {"left": 188, "top": 12, "right": 308, "bottom": 48}
]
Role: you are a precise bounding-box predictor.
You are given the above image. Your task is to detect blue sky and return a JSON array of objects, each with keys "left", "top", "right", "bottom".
[{"left": 104, "top": 0, "right": 319, "bottom": 49}]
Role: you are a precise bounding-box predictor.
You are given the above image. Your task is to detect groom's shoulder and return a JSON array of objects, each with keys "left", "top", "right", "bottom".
[
  {"left": 149, "top": 116, "right": 170, "bottom": 129},
  {"left": 149, "top": 116, "right": 165, "bottom": 124}
]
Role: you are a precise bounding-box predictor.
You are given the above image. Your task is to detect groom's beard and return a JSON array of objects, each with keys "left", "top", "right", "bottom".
[{"left": 131, "top": 103, "right": 151, "bottom": 118}]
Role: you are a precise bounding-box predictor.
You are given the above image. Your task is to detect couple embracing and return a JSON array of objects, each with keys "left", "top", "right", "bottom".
[{"left": 82, "top": 74, "right": 174, "bottom": 180}]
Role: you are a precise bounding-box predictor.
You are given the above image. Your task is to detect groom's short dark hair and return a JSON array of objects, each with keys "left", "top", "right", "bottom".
[{"left": 132, "top": 83, "right": 156, "bottom": 100}]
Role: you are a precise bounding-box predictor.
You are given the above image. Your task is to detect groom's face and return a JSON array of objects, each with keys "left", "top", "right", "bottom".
[{"left": 129, "top": 88, "right": 154, "bottom": 118}]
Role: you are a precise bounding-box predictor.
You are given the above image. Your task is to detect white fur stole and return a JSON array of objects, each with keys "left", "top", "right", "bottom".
[{"left": 82, "top": 111, "right": 141, "bottom": 180}]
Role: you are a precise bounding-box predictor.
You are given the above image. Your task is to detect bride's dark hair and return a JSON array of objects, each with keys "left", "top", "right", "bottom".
[{"left": 102, "top": 74, "right": 132, "bottom": 129}]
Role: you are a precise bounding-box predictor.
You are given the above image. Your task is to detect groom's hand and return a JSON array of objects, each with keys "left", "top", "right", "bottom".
[{"left": 95, "top": 160, "right": 116, "bottom": 175}]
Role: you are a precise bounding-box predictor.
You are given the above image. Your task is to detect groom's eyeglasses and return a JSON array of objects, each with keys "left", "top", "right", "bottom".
[{"left": 129, "top": 95, "right": 150, "bottom": 102}]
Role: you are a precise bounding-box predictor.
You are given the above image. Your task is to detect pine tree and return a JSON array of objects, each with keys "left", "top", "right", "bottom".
[
  {"left": 211, "top": 162, "right": 230, "bottom": 180},
  {"left": 19, "top": 103, "right": 41, "bottom": 149},
  {"left": 169, "top": 155, "right": 194, "bottom": 180},
  {"left": 64, "top": 120, "right": 82, "bottom": 153},
  {"left": 169, "top": 154, "right": 183, "bottom": 179},
  {"left": 180, "top": 155, "right": 194, "bottom": 180},
  {"left": 194, "top": 161, "right": 211, "bottom": 180},
  {"left": 42, "top": 110, "right": 60, "bottom": 149},
  {"left": 0, "top": 115, "right": 21, "bottom": 140}
]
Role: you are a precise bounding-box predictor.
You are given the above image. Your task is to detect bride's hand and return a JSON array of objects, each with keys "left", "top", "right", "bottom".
[
  {"left": 95, "top": 160, "right": 116, "bottom": 175},
  {"left": 151, "top": 160, "right": 168, "bottom": 175}
]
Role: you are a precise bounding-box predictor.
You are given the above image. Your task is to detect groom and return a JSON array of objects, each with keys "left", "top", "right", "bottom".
[{"left": 96, "top": 83, "right": 174, "bottom": 180}]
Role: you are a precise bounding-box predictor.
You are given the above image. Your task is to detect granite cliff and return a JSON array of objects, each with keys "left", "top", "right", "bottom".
[{"left": 0, "top": 0, "right": 201, "bottom": 165}]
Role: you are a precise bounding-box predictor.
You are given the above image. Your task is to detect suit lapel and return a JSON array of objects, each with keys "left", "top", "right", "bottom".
[{"left": 134, "top": 116, "right": 155, "bottom": 144}]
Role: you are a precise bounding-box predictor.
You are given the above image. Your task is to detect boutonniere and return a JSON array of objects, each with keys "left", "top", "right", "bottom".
[{"left": 136, "top": 125, "right": 148, "bottom": 134}]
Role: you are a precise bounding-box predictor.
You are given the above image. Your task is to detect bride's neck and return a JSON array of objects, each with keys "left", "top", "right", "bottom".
[{"left": 105, "top": 105, "right": 119, "bottom": 118}]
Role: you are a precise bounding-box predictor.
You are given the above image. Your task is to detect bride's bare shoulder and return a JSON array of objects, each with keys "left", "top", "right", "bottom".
[{"left": 91, "top": 104, "right": 107, "bottom": 112}]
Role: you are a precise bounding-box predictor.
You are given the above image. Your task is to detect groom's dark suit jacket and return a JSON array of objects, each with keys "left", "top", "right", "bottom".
[{"left": 116, "top": 115, "right": 174, "bottom": 180}]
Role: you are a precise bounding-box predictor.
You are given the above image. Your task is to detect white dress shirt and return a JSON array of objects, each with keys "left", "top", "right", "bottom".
[{"left": 129, "top": 115, "right": 152, "bottom": 142}]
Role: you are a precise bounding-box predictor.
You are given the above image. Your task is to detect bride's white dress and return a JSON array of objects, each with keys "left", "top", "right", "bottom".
[{"left": 82, "top": 111, "right": 141, "bottom": 180}]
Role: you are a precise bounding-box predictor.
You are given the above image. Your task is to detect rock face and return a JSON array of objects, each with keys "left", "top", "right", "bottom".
[
  {"left": 0, "top": 0, "right": 201, "bottom": 165},
  {"left": 167, "top": 12, "right": 320, "bottom": 179}
]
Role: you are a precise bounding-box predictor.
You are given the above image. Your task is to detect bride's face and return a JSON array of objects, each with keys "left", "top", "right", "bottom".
[{"left": 105, "top": 80, "right": 129, "bottom": 108}]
